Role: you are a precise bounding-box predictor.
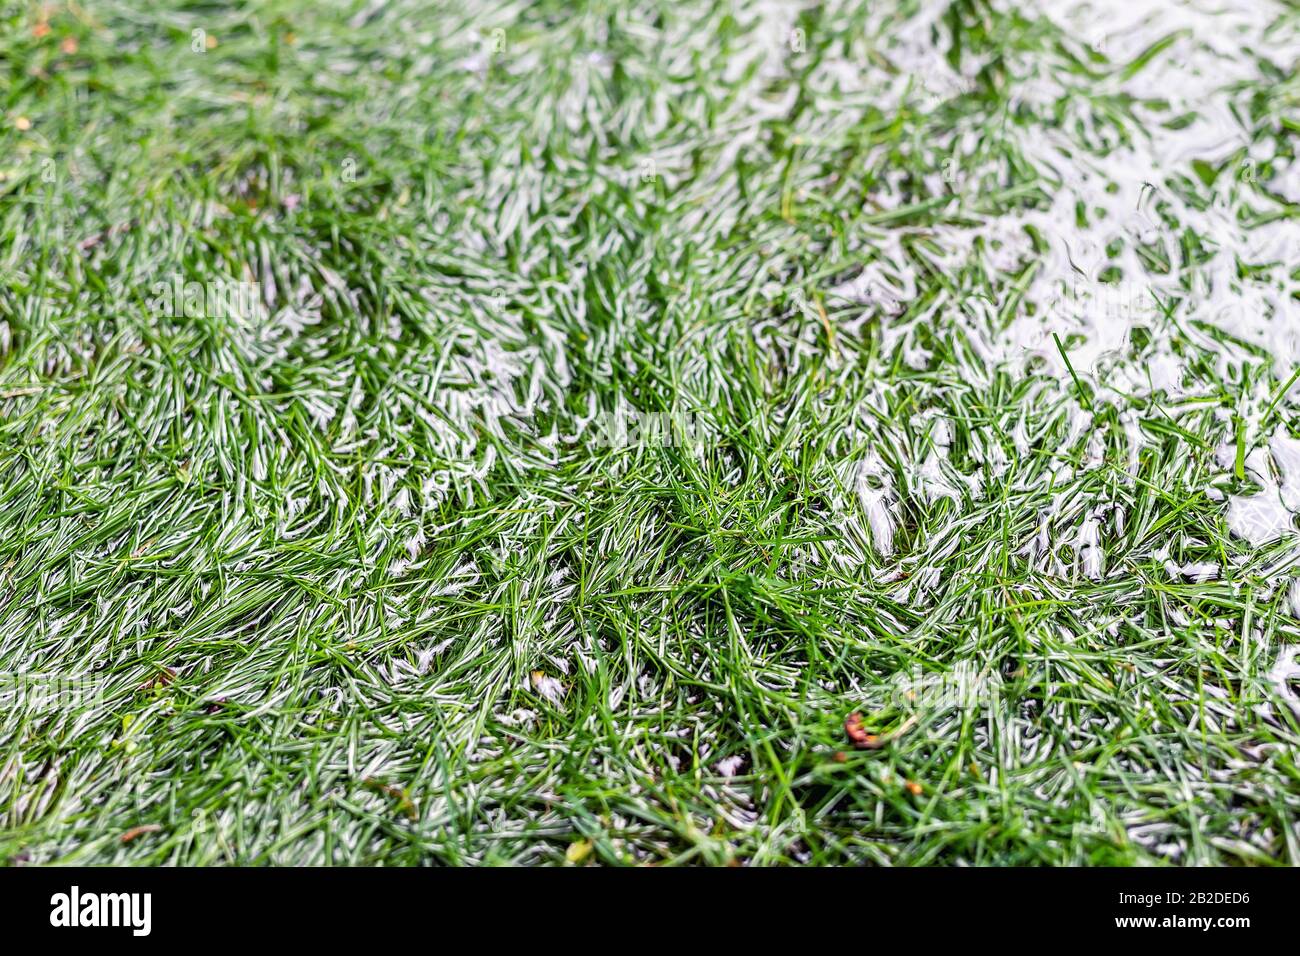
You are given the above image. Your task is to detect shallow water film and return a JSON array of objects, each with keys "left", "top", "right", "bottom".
[{"left": 1, "top": 0, "right": 1299, "bottom": 865}]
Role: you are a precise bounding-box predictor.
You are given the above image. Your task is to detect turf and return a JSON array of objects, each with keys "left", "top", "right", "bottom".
[{"left": 2, "top": 0, "right": 1300, "bottom": 865}]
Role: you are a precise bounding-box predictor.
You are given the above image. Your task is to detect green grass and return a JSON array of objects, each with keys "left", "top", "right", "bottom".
[{"left": 2, "top": 0, "right": 1300, "bottom": 865}]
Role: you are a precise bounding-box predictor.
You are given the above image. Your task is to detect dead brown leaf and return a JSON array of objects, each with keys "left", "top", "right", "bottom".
[
  {"left": 140, "top": 666, "right": 176, "bottom": 691},
  {"left": 362, "top": 777, "right": 418, "bottom": 821}
]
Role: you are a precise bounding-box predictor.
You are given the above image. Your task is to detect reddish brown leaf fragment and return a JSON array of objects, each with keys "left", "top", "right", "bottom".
[
  {"left": 120, "top": 824, "right": 162, "bottom": 844},
  {"left": 844, "top": 712, "right": 884, "bottom": 750}
]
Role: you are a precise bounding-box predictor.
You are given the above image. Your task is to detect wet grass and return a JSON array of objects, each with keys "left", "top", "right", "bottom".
[{"left": 2, "top": 0, "right": 1299, "bottom": 865}]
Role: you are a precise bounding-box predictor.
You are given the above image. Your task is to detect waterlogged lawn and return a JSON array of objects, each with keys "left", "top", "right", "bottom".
[{"left": 1, "top": 0, "right": 1299, "bottom": 865}]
